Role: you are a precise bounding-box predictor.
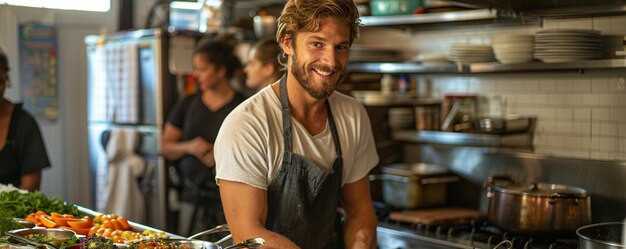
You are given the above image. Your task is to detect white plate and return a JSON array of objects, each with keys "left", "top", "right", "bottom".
[{"left": 535, "top": 28, "right": 601, "bottom": 35}]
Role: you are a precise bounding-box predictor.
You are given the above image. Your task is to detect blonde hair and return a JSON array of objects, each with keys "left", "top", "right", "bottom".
[{"left": 275, "top": 0, "right": 360, "bottom": 68}]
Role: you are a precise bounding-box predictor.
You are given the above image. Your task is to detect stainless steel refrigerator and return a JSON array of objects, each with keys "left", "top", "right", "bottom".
[{"left": 85, "top": 29, "right": 178, "bottom": 230}]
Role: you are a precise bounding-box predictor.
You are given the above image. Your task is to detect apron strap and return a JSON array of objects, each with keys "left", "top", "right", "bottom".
[{"left": 278, "top": 76, "right": 293, "bottom": 162}]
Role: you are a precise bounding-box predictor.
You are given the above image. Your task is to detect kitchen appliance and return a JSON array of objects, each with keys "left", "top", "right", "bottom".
[
  {"left": 370, "top": 163, "right": 459, "bottom": 209},
  {"left": 85, "top": 29, "right": 178, "bottom": 230},
  {"left": 485, "top": 176, "right": 592, "bottom": 237},
  {"left": 577, "top": 222, "right": 625, "bottom": 249},
  {"left": 375, "top": 203, "right": 580, "bottom": 249}
]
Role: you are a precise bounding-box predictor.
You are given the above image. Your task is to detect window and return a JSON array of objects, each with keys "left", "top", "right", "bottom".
[{"left": 0, "top": 0, "right": 111, "bottom": 12}]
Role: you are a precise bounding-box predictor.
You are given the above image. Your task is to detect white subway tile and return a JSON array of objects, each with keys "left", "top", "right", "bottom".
[
  {"left": 592, "top": 122, "right": 602, "bottom": 136},
  {"left": 592, "top": 16, "right": 613, "bottom": 33},
  {"left": 555, "top": 79, "right": 574, "bottom": 92},
  {"left": 591, "top": 137, "right": 619, "bottom": 151},
  {"left": 576, "top": 79, "right": 592, "bottom": 92},
  {"left": 610, "top": 16, "right": 626, "bottom": 35},
  {"left": 556, "top": 121, "right": 573, "bottom": 133},
  {"left": 546, "top": 135, "right": 565, "bottom": 147},
  {"left": 591, "top": 77, "right": 611, "bottom": 92},
  {"left": 590, "top": 152, "right": 611, "bottom": 160},
  {"left": 600, "top": 123, "right": 619, "bottom": 136},
  {"left": 548, "top": 94, "right": 566, "bottom": 105},
  {"left": 532, "top": 94, "right": 549, "bottom": 105},
  {"left": 540, "top": 79, "right": 557, "bottom": 92},
  {"left": 598, "top": 94, "right": 619, "bottom": 106},
  {"left": 619, "top": 124, "right": 626, "bottom": 136},
  {"left": 564, "top": 94, "right": 583, "bottom": 105},
  {"left": 567, "top": 150, "right": 591, "bottom": 159},
  {"left": 592, "top": 108, "right": 611, "bottom": 121},
  {"left": 556, "top": 108, "right": 574, "bottom": 120},
  {"left": 558, "top": 18, "right": 593, "bottom": 30},
  {"left": 538, "top": 108, "right": 557, "bottom": 120},
  {"left": 610, "top": 108, "right": 626, "bottom": 121},
  {"left": 573, "top": 122, "right": 592, "bottom": 135},
  {"left": 574, "top": 108, "right": 592, "bottom": 120},
  {"left": 518, "top": 94, "right": 534, "bottom": 104},
  {"left": 582, "top": 94, "right": 600, "bottom": 106}
]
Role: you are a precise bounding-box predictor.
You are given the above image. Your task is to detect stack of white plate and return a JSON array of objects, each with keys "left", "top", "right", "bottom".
[
  {"left": 388, "top": 108, "right": 415, "bottom": 130},
  {"left": 492, "top": 34, "right": 534, "bottom": 64},
  {"left": 534, "top": 29, "right": 603, "bottom": 63},
  {"left": 448, "top": 44, "right": 495, "bottom": 64}
]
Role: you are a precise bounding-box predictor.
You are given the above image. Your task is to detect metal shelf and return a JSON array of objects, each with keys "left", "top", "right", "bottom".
[
  {"left": 348, "top": 59, "right": 626, "bottom": 74},
  {"left": 469, "top": 59, "right": 626, "bottom": 73},
  {"left": 347, "top": 62, "right": 463, "bottom": 74},
  {"left": 360, "top": 9, "right": 498, "bottom": 26},
  {"left": 392, "top": 130, "right": 533, "bottom": 149},
  {"left": 351, "top": 91, "right": 441, "bottom": 106}
]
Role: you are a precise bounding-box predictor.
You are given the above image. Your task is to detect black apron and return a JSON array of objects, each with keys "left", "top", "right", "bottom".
[
  {"left": 265, "top": 76, "right": 345, "bottom": 249},
  {"left": 0, "top": 104, "right": 21, "bottom": 187}
]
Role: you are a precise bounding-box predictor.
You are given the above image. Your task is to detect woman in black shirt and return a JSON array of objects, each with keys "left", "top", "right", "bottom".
[
  {"left": 162, "top": 38, "right": 245, "bottom": 236},
  {"left": 0, "top": 50, "right": 51, "bottom": 191}
]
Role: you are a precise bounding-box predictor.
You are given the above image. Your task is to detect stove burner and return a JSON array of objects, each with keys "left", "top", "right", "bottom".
[{"left": 374, "top": 205, "right": 579, "bottom": 249}]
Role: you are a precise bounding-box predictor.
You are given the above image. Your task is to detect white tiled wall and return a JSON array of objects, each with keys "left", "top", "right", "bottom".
[{"left": 356, "top": 15, "right": 626, "bottom": 161}]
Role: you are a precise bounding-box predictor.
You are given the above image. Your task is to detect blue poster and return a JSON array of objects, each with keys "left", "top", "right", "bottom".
[{"left": 18, "top": 22, "right": 59, "bottom": 124}]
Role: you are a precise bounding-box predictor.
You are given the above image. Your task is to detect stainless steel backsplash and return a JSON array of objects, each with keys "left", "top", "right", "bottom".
[{"left": 401, "top": 144, "right": 626, "bottom": 223}]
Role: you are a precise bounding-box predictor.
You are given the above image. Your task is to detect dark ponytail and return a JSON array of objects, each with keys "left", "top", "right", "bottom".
[{"left": 194, "top": 35, "right": 242, "bottom": 79}]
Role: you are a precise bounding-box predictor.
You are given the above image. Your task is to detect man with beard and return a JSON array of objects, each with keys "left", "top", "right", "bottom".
[{"left": 214, "top": 0, "right": 378, "bottom": 248}]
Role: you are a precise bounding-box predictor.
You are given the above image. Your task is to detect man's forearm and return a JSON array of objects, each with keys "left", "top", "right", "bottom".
[
  {"left": 344, "top": 208, "right": 377, "bottom": 249},
  {"left": 233, "top": 225, "right": 300, "bottom": 249}
]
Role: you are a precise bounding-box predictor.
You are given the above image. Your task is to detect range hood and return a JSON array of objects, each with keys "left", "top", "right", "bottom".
[{"left": 447, "top": 0, "right": 626, "bottom": 18}]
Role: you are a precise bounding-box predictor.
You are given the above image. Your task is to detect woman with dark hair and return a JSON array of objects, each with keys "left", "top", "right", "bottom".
[
  {"left": 162, "top": 37, "right": 246, "bottom": 236},
  {"left": 0, "top": 50, "right": 51, "bottom": 191},
  {"left": 243, "top": 39, "right": 282, "bottom": 90}
]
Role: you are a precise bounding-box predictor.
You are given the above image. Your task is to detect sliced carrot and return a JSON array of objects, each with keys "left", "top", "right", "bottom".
[
  {"left": 68, "top": 227, "right": 91, "bottom": 236},
  {"left": 88, "top": 227, "right": 98, "bottom": 237},
  {"left": 50, "top": 216, "right": 81, "bottom": 227},
  {"left": 110, "top": 219, "right": 122, "bottom": 230},
  {"left": 67, "top": 218, "right": 92, "bottom": 229},
  {"left": 24, "top": 216, "right": 40, "bottom": 224},
  {"left": 117, "top": 217, "right": 131, "bottom": 230},
  {"left": 50, "top": 212, "right": 64, "bottom": 218},
  {"left": 40, "top": 215, "right": 58, "bottom": 228},
  {"left": 35, "top": 210, "right": 47, "bottom": 216}
]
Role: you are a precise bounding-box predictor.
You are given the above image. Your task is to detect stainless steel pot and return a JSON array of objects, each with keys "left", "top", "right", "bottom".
[
  {"left": 370, "top": 163, "right": 459, "bottom": 209},
  {"left": 485, "top": 175, "right": 592, "bottom": 236},
  {"left": 577, "top": 222, "right": 625, "bottom": 249}
]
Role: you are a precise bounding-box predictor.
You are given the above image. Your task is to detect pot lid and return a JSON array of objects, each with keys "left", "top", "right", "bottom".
[
  {"left": 494, "top": 182, "right": 589, "bottom": 198},
  {"left": 381, "top": 163, "right": 448, "bottom": 176}
]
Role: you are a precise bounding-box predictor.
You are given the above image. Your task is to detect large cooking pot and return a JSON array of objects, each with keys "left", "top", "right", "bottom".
[
  {"left": 485, "top": 175, "right": 592, "bottom": 236},
  {"left": 370, "top": 163, "right": 459, "bottom": 209},
  {"left": 577, "top": 222, "right": 625, "bottom": 249}
]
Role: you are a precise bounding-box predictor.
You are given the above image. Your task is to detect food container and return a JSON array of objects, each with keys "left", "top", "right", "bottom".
[
  {"left": 485, "top": 175, "right": 592, "bottom": 237},
  {"left": 476, "top": 115, "right": 533, "bottom": 134},
  {"left": 370, "top": 163, "right": 459, "bottom": 209},
  {"left": 577, "top": 222, "right": 625, "bottom": 249},
  {"left": 6, "top": 228, "right": 76, "bottom": 247},
  {"left": 370, "top": 0, "right": 423, "bottom": 16}
]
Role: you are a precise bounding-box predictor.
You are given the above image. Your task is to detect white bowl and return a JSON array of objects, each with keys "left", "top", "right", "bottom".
[{"left": 492, "top": 34, "right": 534, "bottom": 44}]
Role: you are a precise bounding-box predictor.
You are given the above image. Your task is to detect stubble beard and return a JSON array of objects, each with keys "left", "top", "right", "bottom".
[{"left": 290, "top": 52, "right": 345, "bottom": 100}]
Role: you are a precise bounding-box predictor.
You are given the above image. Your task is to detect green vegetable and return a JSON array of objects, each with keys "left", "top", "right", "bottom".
[
  {"left": 0, "top": 190, "right": 80, "bottom": 218},
  {"left": 0, "top": 207, "right": 22, "bottom": 235}
]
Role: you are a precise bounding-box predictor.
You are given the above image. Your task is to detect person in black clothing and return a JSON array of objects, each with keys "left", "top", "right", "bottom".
[
  {"left": 0, "top": 50, "right": 51, "bottom": 191},
  {"left": 162, "top": 37, "right": 246, "bottom": 236}
]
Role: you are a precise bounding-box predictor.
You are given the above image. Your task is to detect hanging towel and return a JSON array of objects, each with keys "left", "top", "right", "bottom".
[{"left": 103, "top": 128, "right": 146, "bottom": 223}]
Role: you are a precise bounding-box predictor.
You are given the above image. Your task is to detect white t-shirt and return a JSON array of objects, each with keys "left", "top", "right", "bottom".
[{"left": 214, "top": 86, "right": 379, "bottom": 190}]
